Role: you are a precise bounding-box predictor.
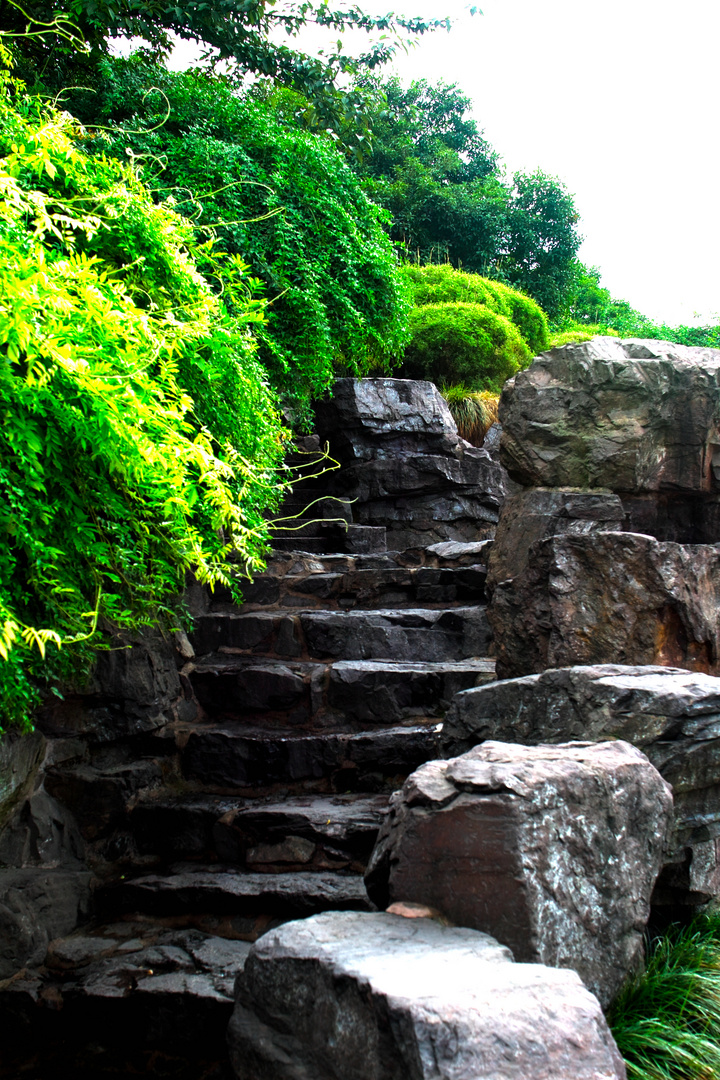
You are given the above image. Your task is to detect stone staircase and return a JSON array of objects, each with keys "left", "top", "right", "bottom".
[
  {"left": 98, "top": 540, "right": 496, "bottom": 923},
  {"left": 0, "top": 379, "right": 505, "bottom": 1078}
]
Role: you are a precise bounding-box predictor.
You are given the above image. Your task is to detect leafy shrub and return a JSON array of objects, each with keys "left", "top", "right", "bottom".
[
  {"left": 401, "top": 302, "right": 531, "bottom": 391},
  {"left": 63, "top": 57, "right": 411, "bottom": 415},
  {"left": 441, "top": 386, "right": 499, "bottom": 445},
  {"left": 400, "top": 263, "right": 549, "bottom": 354},
  {"left": 0, "top": 65, "right": 287, "bottom": 730},
  {"left": 608, "top": 912, "right": 720, "bottom": 1080}
]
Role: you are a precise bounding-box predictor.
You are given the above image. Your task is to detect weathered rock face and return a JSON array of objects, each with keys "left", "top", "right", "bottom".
[
  {"left": 228, "top": 910, "right": 626, "bottom": 1080},
  {"left": 365, "top": 740, "right": 672, "bottom": 1007},
  {"left": 315, "top": 379, "right": 508, "bottom": 548},
  {"left": 501, "top": 337, "right": 720, "bottom": 494},
  {"left": 36, "top": 628, "right": 185, "bottom": 743},
  {"left": 0, "top": 868, "right": 92, "bottom": 979},
  {"left": 315, "top": 378, "right": 463, "bottom": 462},
  {"left": 490, "top": 530, "right": 720, "bottom": 680},
  {"left": 0, "top": 729, "right": 45, "bottom": 830},
  {"left": 441, "top": 664, "right": 720, "bottom": 908},
  {"left": 486, "top": 487, "right": 624, "bottom": 592}
]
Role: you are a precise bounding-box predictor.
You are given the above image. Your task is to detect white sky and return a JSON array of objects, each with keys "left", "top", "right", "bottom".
[{"left": 165, "top": 0, "right": 720, "bottom": 325}]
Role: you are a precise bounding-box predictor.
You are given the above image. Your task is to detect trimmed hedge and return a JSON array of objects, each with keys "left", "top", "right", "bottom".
[
  {"left": 401, "top": 302, "right": 531, "bottom": 391},
  {"left": 400, "top": 263, "right": 549, "bottom": 355}
]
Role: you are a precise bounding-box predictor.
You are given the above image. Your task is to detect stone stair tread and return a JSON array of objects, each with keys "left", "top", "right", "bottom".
[
  {"left": 99, "top": 866, "right": 373, "bottom": 917},
  {"left": 0, "top": 920, "right": 253, "bottom": 1071},
  {"left": 190, "top": 606, "right": 492, "bottom": 664},
  {"left": 130, "top": 792, "right": 389, "bottom": 870},
  {"left": 228, "top": 563, "right": 488, "bottom": 611},
  {"left": 192, "top": 655, "right": 495, "bottom": 675},
  {"left": 180, "top": 721, "right": 442, "bottom": 789}
]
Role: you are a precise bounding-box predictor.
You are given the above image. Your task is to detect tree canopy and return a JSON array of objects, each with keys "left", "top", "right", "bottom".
[
  {"left": 3, "top": 0, "right": 448, "bottom": 139},
  {"left": 352, "top": 77, "right": 582, "bottom": 320}
]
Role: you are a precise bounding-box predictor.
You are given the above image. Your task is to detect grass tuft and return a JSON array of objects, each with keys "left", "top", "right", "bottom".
[
  {"left": 441, "top": 385, "right": 500, "bottom": 446},
  {"left": 608, "top": 911, "right": 720, "bottom": 1080}
]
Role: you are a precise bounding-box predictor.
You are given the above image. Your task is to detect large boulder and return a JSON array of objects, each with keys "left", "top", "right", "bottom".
[
  {"left": 365, "top": 740, "right": 672, "bottom": 1007},
  {"left": 500, "top": 337, "right": 720, "bottom": 494},
  {"left": 228, "top": 910, "right": 626, "bottom": 1080},
  {"left": 489, "top": 530, "right": 720, "bottom": 679},
  {"left": 442, "top": 664, "right": 720, "bottom": 907}
]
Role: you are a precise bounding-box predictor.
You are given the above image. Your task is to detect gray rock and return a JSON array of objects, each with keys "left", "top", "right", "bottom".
[
  {"left": 181, "top": 722, "right": 442, "bottom": 789},
  {"left": 36, "top": 628, "right": 181, "bottom": 742},
  {"left": 489, "top": 530, "right": 720, "bottom": 679},
  {"left": 228, "top": 910, "right": 626, "bottom": 1080},
  {"left": 487, "top": 487, "right": 625, "bottom": 592},
  {"left": 315, "top": 378, "right": 462, "bottom": 462},
  {"left": 0, "top": 788, "right": 85, "bottom": 868},
  {"left": 500, "top": 337, "right": 720, "bottom": 494},
  {"left": 365, "top": 740, "right": 672, "bottom": 1007},
  {"left": 442, "top": 664, "right": 720, "bottom": 904},
  {"left": 100, "top": 867, "right": 373, "bottom": 918},
  {"left": 0, "top": 868, "right": 92, "bottom": 977},
  {"left": 213, "top": 794, "right": 388, "bottom": 868},
  {"left": 0, "top": 730, "right": 45, "bottom": 831}
]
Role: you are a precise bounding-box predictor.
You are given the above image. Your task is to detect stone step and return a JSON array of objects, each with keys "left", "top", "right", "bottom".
[
  {"left": 271, "top": 524, "right": 387, "bottom": 556},
  {"left": 189, "top": 657, "right": 495, "bottom": 727},
  {"left": 221, "top": 563, "right": 488, "bottom": 611},
  {"left": 190, "top": 606, "right": 492, "bottom": 663},
  {"left": 131, "top": 793, "right": 389, "bottom": 871},
  {"left": 97, "top": 866, "right": 373, "bottom": 921},
  {"left": 180, "top": 720, "right": 442, "bottom": 790},
  {"left": 0, "top": 919, "right": 252, "bottom": 1076}
]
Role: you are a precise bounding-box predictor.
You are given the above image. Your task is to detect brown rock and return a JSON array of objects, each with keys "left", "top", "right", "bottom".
[
  {"left": 489, "top": 530, "right": 720, "bottom": 680},
  {"left": 441, "top": 665, "right": 720, "bottom": 908},
  {"left": 487, "top": 487, "right": 624, "bottom": 592},
  {"left": 365, "top": 740, "right": 672, "bottom": 1007}
]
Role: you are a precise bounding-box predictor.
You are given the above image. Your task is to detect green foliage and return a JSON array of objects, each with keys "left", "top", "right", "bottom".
[
  {"left": 440, "top": 386, "right": 499, "bottom": 446},
  {"left": 608, "top": 912, "right": 720, "bottom": 1080},
  {"left": 401, "top": 302, "right": 531, "bottom": 392},
  {"left": 501, "top": 170, "right": 581, "bottom": 321},
  {"left": 400, "top": 264, "right": 549, "bottom": 354},
  {"left": 0, "top": 61, "right": 288, "bottom": 731},
  {"left": 62, "top": 57, "right": 411, "bottom": 415}
]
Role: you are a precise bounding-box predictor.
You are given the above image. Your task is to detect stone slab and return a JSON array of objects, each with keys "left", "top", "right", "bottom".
[{"left": 228, "top": 910, "right": 626, "bottom": 1080}]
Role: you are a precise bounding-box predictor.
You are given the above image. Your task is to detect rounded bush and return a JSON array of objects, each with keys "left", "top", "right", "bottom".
[
  {"left": 401, "top": 302, "right": 532, "bottom": 391},
  {"left": 399, "top": 264, "right": 549, "bottom": 355}
]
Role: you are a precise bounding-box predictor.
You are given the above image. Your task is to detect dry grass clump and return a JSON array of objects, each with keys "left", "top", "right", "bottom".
[{"left": 441, "top": 385, "right": 500, "bottom": 446}]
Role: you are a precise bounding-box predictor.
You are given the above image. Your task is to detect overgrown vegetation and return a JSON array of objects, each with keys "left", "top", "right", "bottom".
[
  {"left": 401, "top": 263, "right": 549, "bottom": 354},
  {"left": 398, "top": 264, "right": 542, "bottom": 392},
  {"left": 608, "top": 912, "right": 720, "bottom": 1080},
  {"left": 0, "top": 58, "right": 288, "bottom": 729},
  {"left": 60, "top": 57, "right": 412, "bottom": 415}
]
